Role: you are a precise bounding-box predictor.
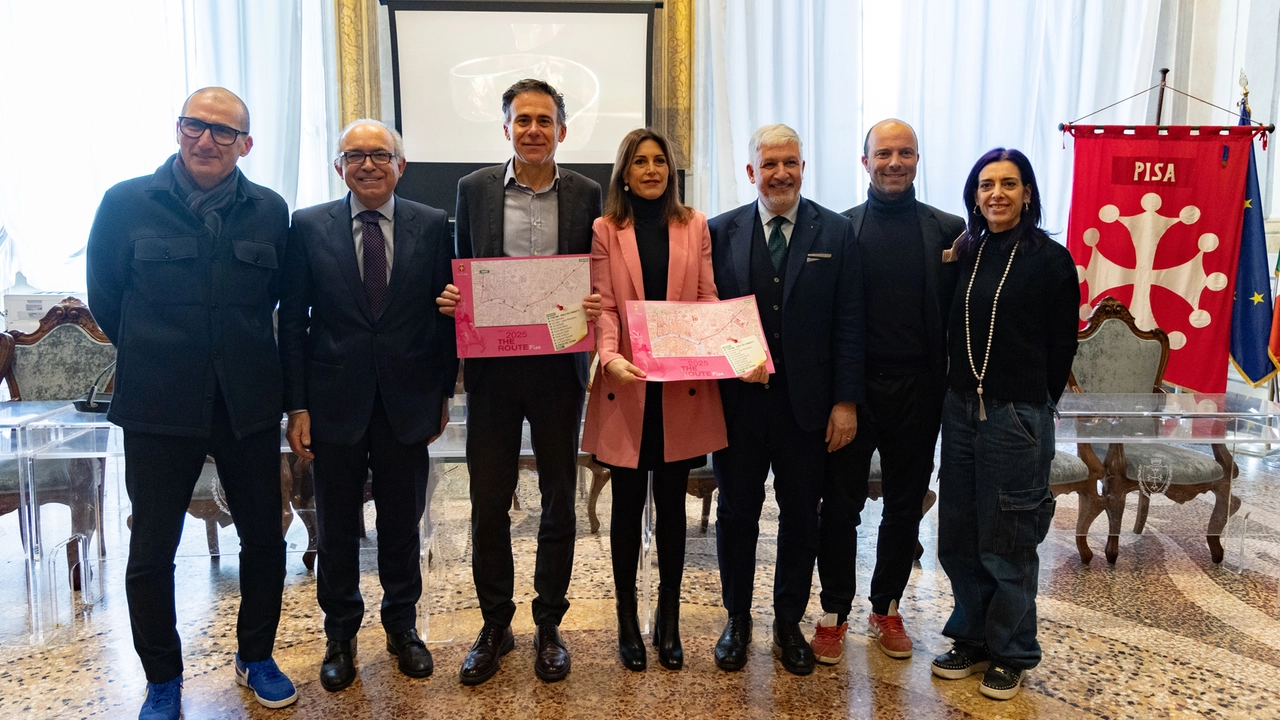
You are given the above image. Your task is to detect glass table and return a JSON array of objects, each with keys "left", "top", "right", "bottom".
[
  {"left": 5, "top": 401, "right": 477, "bottom": 647},
  {"left": 1054, "top": 392, "right": 1280, "bottom": 567},
  {"left": 7, "top": 397, "right": 660, "bottom": 645},
  {"left": 5, "top": 405, "right": 303, "bottom": 646},
  {"left": 0, "top": 402, "right": 80, "bottom": 645}
]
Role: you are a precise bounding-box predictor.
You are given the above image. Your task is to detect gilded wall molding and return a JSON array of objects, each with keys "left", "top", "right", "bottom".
[
  {"left": 336, "top": 0, "right": 381, "bottom": 126},
  {"left": 654, "top": 0, "right": 694, "bottom": 168}
]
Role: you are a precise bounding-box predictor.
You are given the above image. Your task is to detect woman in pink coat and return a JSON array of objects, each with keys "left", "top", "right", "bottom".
[{"left": 582, "top": 128, "right": 728, "bottom": 672}]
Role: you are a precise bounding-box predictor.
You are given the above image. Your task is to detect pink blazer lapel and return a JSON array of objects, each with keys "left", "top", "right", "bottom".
[
  {"left": 618, "top": 224, "right": 646, "bottom": 301},
  {"left": 666, "top": 220, "right": 690, "bottom": 301}
]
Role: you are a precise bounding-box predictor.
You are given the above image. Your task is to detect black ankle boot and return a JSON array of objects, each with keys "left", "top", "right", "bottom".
[
  {"left": 616, "top": 590, "right": 647, "bottom": 671},
  {"left": 653, "top": 586, "right": 683, "bottom": 670}
]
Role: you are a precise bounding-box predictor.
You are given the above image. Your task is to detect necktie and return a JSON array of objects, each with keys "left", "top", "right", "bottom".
[
  {"left": 767, "top": 216, "right": 787, "bottom": 271},
  {"left": 358, "top": 209, "right": 388, "bottom": 318}
]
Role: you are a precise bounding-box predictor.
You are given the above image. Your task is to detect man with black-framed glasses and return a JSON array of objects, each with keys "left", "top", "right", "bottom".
[
  {"left": 279, "top": 118, "right": 457, "bottom": 693},
  {"left": 87, "top": 87, "right": 296, "bottom": 720},
  {"left": 177, "top": 116, "right": 250, "bottom": 146}
]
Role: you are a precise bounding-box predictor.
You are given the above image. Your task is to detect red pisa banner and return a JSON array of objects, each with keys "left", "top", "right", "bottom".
[{"left": 1065, "top": 125, "right": 1254, "bottom": 393}]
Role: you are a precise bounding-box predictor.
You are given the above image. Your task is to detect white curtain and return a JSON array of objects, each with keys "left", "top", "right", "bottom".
[
  {"left": 692, "top": 0, "right": 1280, "bottom": 235},
  {"left": 896, "top": 0, "right": 1162, "bottom": 236},
  {"left": 0, "top": 0, "right": 338, "bottom": 293},
  {"left": 1151, "top": 0, "right": 1280, "bottom": 221},
  {"left": 179, "top": 1, "right": 304, "bottom": 206},
  {"left": 694, "top": 0, "right": 863, "bottom": 216}
]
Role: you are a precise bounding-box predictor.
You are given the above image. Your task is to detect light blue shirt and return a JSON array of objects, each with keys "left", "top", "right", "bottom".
[{"left": 502, "top": 159, "right": 560, "bottom": 257}]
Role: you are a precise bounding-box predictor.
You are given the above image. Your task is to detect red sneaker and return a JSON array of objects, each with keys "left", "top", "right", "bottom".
[
  {"left": 867, "top": 612, "right": 912, "bottom": 659},
  {"left": 809, "top": 613, "right": 847, "bottom": 665}
]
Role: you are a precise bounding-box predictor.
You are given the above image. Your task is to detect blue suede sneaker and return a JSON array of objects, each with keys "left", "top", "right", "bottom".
[
  {"left": 138, "top": 676, "right": 182, "bottom": 720},
  {"left": 234, "top": 655, "right": 298, "bottom": 709}
]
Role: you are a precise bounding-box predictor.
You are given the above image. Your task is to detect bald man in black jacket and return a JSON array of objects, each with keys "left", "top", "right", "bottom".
[{"left": 812, "top": 119, "right": 965, "bottom": 666}]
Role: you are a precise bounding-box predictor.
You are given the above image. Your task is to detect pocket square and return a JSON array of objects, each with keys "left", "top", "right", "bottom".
[
  {"left": 806, "top": 252, "right": 832, "bottom": 258},
  {"left": 806, "top": 257, "right": 823, "bottom": 263}
]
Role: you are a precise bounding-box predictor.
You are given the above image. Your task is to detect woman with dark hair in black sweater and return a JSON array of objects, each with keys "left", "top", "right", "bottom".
[{"left": 930, "top": 148, "right": 1079, "bottom": 701}]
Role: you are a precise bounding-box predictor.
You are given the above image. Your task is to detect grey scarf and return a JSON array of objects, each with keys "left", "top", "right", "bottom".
[{"left": 171, "top": 156, "right": 240, "bottom": 238}]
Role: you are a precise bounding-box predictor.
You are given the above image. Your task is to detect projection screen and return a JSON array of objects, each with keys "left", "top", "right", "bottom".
[{"left": 386, "top": 1, "right": 654, "bottom": 215}]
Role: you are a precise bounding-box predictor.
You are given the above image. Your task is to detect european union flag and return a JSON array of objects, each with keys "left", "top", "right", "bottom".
[{"left": 1229, "top": 102, "right": 1276, "bottom": 386}]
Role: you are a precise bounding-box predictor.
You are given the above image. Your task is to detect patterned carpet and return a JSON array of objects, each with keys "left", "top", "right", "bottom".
[{"left": 2, "top": 446, "right": 1278, "bottom": 719}]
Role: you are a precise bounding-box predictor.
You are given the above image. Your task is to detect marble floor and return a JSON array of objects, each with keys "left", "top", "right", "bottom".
[{"left": 2, "top": 449, "right": 1279, "bottom": 720}]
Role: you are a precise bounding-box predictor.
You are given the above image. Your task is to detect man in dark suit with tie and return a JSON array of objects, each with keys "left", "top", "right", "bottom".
[
  {"left": 437, "top": 78, "right": 602, "bottom": 685},
  {"left": 279, "top": 119, "right": 458, "bottom": 692},
  {"left": 812, "top": 119, "right": 966, "bottom": 666},
  {"left": 707, "top": 123, "right": 865, "bottom": 676}
]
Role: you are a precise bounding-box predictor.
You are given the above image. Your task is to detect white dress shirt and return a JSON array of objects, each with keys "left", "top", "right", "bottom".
[{"left": 756, "top": 198, "right": 800, "bottom": 247}]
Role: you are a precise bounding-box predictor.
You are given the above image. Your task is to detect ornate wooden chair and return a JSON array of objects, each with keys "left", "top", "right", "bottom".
[
  {"left": 1047, "top": 447, "right": 1100, "bottom": 562},
  {"left": 0, "top": 298, "right": 293, "bottom": 563},
  {"left": 0, "top": 298, "right": 115, "bottom": 586},
  {"left": 1043, "top": 296, "right": 1152, "bottom": 564},
  {"left": 1072, "top": 297, "right": 1237, "bottom": 564}
]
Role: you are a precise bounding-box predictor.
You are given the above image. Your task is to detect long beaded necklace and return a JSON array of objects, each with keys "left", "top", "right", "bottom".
[{"left": 964, "top": 235, "right": 1019, "bottom": 421}]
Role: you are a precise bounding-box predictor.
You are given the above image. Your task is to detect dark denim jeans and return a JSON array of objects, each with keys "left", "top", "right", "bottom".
[{"left": 938, "top": 389, "right": 1056, "bottom": 670}]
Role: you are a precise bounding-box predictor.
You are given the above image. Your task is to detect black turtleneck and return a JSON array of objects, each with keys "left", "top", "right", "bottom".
[
  {"left": 946, "top": 229, "right": 1080, "bottom": 403},
  {"left": 860, "top": 186, "right": 928, "bottom": 373},
  {"left": 632, "top": 195, "right": 669, "bottom": 302}
]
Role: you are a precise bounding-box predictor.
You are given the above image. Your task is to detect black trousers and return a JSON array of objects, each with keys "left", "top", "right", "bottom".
[
  {"left": 818, "top": 369, "right": 943, "bottom": 616},
  {"left": 713, "top": 380, "right": 826, "bottom": 624},
  {"left": 466, "top": 355, "right": 584, "bottom": 628},
  {"left": 311, "top": 391, "right": 430, "bottom": 641},
  {"left": 609, "top": 464, "right": 690, "bottom": 594},
  {"left": 124, "top": 390, "right": 284, "bottom": 684}
]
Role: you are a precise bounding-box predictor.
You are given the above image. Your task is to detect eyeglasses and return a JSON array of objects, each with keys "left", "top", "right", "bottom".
[
  {"left": 178, "top": 116, "right": 248, "bottom": 146},
  {"left": 338, "top": 150, "right": 397, "bottom": 166}
]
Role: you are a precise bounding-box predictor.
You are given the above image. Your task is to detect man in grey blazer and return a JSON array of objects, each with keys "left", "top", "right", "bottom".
[
  {"left": 812, "top": 119, "right": 966, "bottom": 665},
  {"left": 437, "top": 78, "right": 602, "bottom": 685},
  {"left": 280, "top": 119, "right": 458, "bottom": 691}
]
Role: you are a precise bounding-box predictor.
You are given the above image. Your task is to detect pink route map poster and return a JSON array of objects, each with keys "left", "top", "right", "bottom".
[
  {"left": 624, "top": 296, "right": 775, "bottom": 381},
  {"left": 452, "top": 255, "right": 595, "bottom": 358}
]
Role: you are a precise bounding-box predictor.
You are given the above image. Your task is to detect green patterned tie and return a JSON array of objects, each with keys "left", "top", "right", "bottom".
[{"left": 767, "top": 216, "right": 787, "bottom": 271}]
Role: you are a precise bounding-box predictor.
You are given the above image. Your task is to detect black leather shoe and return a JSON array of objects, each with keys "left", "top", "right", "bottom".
[
  {"left": 653, "top": 587, "right": 683, "bottom": 670},
  {"left": 979, "top": 663, "right": 1025, "bottom": 700},
  {"left": 320, "top": 639, "right": 356, "bottom": 692},
  {"left": 616, "top": 591, "right": 647, "bottom": 671},
  {"left": 931, "top": 643, "right": 990, "bottom": 680},
  {"left": 386, "top": 628, "right": 433, "bottom": 678},
  {"left": 714, "top": 614, "right": 752, "bottom": 671},
  {"left": 459, "top": 624, "right": 514, "bottom": 686},
  {"left": 772, "top": 621, "right": 815, "bottom": 676},
  {"left": 533, "top": 624, "right": 571, "bottom": 682}
]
